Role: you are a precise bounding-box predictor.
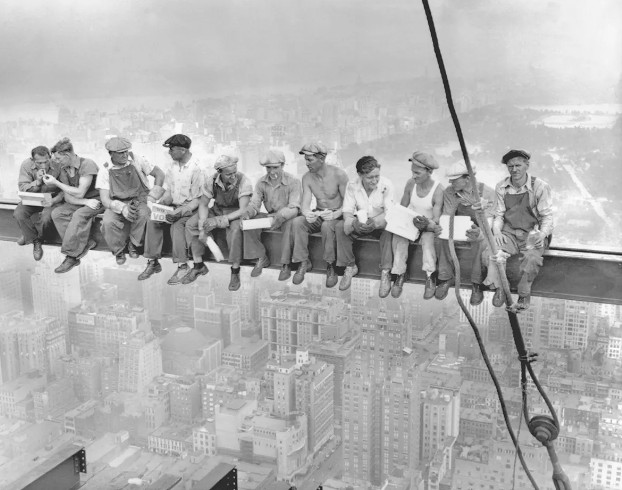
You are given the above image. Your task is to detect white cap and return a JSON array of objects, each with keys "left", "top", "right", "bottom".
[{"left": 446, "top": 161, "right": 476, "bottom": 180}]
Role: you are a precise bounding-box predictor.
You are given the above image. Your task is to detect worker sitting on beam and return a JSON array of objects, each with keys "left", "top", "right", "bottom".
[
  {"left": 484, "top": 149, "right": 554, "bottom": 310},
  {"left": 14, "top": 145, "right": 64, "bottom": 261}
]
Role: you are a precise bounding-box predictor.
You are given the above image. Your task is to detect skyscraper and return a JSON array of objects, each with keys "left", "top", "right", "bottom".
[
  {"left": 31, "top": 249, "right": 81, "bottom": 325},
  {"left": 295, "top": 360, "right": 335, "bottom": 453},
  {"left": 118, "top": 331, "right": 162, "bottom": 394},
  {"left": 419, "top": 387, "right": 460, "bottom": 463}
]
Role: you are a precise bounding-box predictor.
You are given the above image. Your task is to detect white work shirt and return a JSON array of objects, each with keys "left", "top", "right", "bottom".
[
  {"left": 342, "top": 175, "right": 394, "bottom": 219},
  {"left": 96, "top": 154, "right": 154, "bottom": 191},
  {"left": 164, "top": 157, "right": 203, "bottom": 206}
]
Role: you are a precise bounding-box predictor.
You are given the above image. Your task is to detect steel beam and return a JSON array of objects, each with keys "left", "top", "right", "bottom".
[
  {"left": 4, "top": 444, "right": 86, "bottom": 490},
  {"left": 0, "top": 203, "right": 620, "bottom": 305}
]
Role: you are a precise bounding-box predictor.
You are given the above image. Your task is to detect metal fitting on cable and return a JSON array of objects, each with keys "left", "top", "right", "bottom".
[{"left": 528, "top": 415, "right": 559, "bottom": 445}]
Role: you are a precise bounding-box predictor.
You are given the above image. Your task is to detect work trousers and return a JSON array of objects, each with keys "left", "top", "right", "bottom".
[
  {"left": 391, "top": 231, "right": 436, "bottom": 276},
  {"left": 290, "top": 215, "right": 339, "bottom": 264},
  {"left": 14, "top": 203, "right": 56, "bottom": 244},
  {"left": 335, "top": 221, "right": 393, "bottom": 270},
  {"left": 100, "top": 202, "right": 150, "bottom": 256},
  {"left": 437, "top": 238, "right": 488, "bottom": 285},
  {"left": 144, "top": 214, "right": 194, "bottom": 263},
  {"left": 185, "top": 212, "right": 244, "bottom": 265},
  {"left": 51, "top": 203, "right": 101, "bottom": 257},
  {"left": 484, "top": 227, "right": 547, "bottom": 296},
  {"left": 242, "top": 213, "right": 294, "bottom": 265}
]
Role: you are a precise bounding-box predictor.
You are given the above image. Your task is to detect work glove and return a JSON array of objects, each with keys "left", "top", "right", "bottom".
[
  {"left": 165, "top": 212, "right": 180, "bottom": 223},
  {"left": 122, "top": 204, "right": 138, "bottom": 222},
  {"left": 413, "top": 215, "right": 430, "bottom": 232},
  {"left": 465, "top": 225, "right": 481, "bottom": 241}
]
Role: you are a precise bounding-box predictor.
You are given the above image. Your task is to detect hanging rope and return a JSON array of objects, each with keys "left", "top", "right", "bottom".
[{"left": 420, "top": 1, "right": 572, "bottom": 488}]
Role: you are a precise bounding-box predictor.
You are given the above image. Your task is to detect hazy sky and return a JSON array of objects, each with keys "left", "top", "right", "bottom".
[{"left": 1, "top": 0, "right": 620, "bottom": 103}]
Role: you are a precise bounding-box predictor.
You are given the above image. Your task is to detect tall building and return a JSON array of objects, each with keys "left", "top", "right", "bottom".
[
  {"left": 343, "top": 372, "right": 378, "bottom": 486},
  {"left": 307, "top": 335, "right": 358, "bottom": 426},
  {"left": 295, "top": 360, "right": 335, "bottom": 453},
  {"left": 118, "top": 331, "right": 162, "bottom": 394},
  {"left": 31, "top": 250, "right": 81, "bottom": 325},
  {"left": 160, "top": 327, "right": 222, "bottom": 376},
  {"left": 260, "top": 291, "right": 350, "bottom": 358},
  {"left": 67, "top": 302, "right": 151, "bottom": 356},
  {"left": 56, "top": 355, "right": 102, "bottom": 401},
  {"left": 195, "top": 303, "right": 241, "bottom": 348},
  {"left": 33, "top": 377, "right": 78, "bottom": 422},
  {"left": 359, "top": 297, "right": 411, "bottom": 381},
  {"left": 221, "top": 337, "right": 269, "bottom": 372},
  {"left": 419, "top": 387, "right": 461, "bottom": 463},
  {"left": 0, "top": 268, "right": 23, "bottom": 314},
  {"left": 343, "top": 368, "right": 421, "bottom": 488},
  {"left": 170, "top": 376, "right": 201, "bottom": 424},
  {"left": 0, "top": 312, "right": 66, "bottom": 379},
  {"left": 273, "top": 362, "right": 296, "bottom": 418}
]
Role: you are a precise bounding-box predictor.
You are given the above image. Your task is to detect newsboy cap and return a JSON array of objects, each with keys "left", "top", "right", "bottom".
[
  {"left": 259, "top": 150, "right": 286, "bottom": 166},
  {"left": 409, "top": 151, "right": 439, "bottom": 170},
  {"left": 446, "top": 161, "right": 476, "bottom": 180},
  {"left": 163, "top": 134, "right": 192, "bottom": 149},
  {"left": 299, "top": 142, "right": 328, "bottom": 156},
  {"left": 501, "top": 149, "right": 530, "bottom": 164},
  {"left": 105, "top": 136, "right": 132, "bottom": 152},
  {"left": 214, "top": 154, "right": 239, "bottom": 171}
]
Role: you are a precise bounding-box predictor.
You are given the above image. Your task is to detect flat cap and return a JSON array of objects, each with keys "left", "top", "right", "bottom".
[
  {"left": 299, "top": 142, "right": 328, "bottom": 156},
  {"left": 163, "top": 134, "right": 192, "bottom": 149},
  {"left": 409, "top": 151, "right": 439, "bottom": 170},
  {"left": 105, "top": 136, "right": 132, "bottom": 152},
  {"left": 501, "top": 149, "right": 530, "bottom": 164},
  {"left": 446, "top": 161, "right": 476, "bottom": 180},
  {"left": 259, "top": 150, "right": 286, "bottom": 166},
  {"left": 214, "top": 154, "right": 239, "bottom": 171}
]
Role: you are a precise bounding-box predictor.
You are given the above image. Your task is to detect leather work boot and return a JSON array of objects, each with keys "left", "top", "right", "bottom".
[
  {"left": 181, "top": 264, "right": 209, "bottom": 284},
  {"left": 293, "top": 259, "right": 312, "bottom": 285},
  {"left": 229, "top": 268, "right": 241, "bottom": 291},
  {"left": 326, "top": 263, "right": 338, "bottom": 288},
  {"left": 339, "top": 264, "right": 358, "bottom": 291},
  {"left": 116, "top": 252, "right": 127, "bottom": 265},
  {"left": 435, "top": 279, "right": 455, "bottom": 300},
  {"left": 251, "top": 256, "right": 270, "bottom": 278},
  {"left": 128, "top": 241, "right": 140, "bottom": 259},
  {"left": 138, "top": 260, "right": 162, "bottom": 281},
  {"left": 55, "top": 256, "right": 80, "bottom": 274},
  {"left": 517, "top": 295, "right": 531, "bottom": 310},
  {"left": 491, "top": 288, "right": 506, "bottom": 308},
  {"left": 17, "top": 236, "right": 26, "bottom": 246},
  {"left": 390, "top": 272, "right": 405, "bottom": 299},
  {"left": 278, "top": 264, "right": 291, "bottom": 281},
  {"left": 77, "top": 239, "right": 97, "bottom": 260},
  {"left": 33, "top": 240, "right": 43, "bottom": 261},
  {"left": 167, "top": 264, "right": 189, "bottom": 285},
  {"left": 470, "top": 284, "right": 484, "bottom": 306},
  {"left": 378, "top": 269, "right": 392, "bottom": 298},
  {"left": 423, "top": 274, "right": 436, "bottom": 300}
]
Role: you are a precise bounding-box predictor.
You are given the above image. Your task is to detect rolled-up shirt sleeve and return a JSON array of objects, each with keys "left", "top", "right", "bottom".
[
  {"left": 492, "top": 185, "right": 506, "bottom": 233},
  {"left": 278, "top": 179, "right": 302, "bottom": 220},
  {"left": 342, "top": 183, "right": 357, "bottom": 216},
  {"left": 247, "top": 182, "right": 265, "bottom": 217},
  {"left": 535, "top": 181, "right": 554, "bottom": 236},
  {"left": 238, "top": 175, "right": 253, "bottom": 199}
]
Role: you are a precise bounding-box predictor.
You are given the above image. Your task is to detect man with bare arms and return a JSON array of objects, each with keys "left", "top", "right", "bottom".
[{"left": 288, "top": 142, "right": 349, "bottom": 286}]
